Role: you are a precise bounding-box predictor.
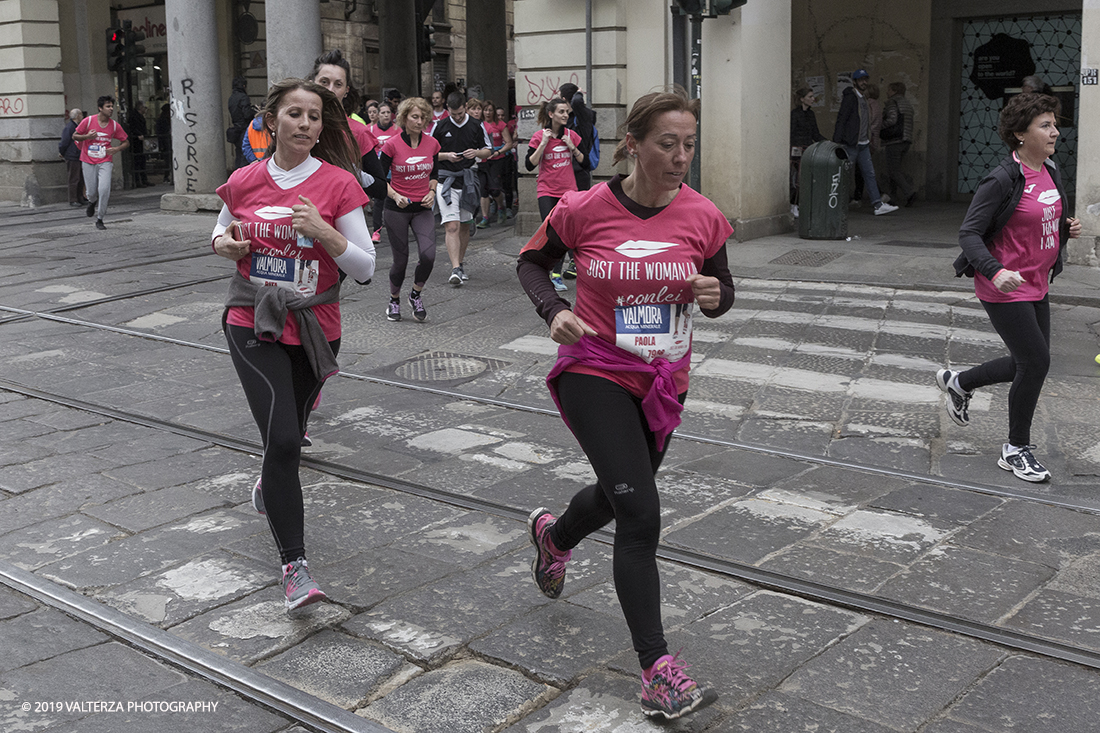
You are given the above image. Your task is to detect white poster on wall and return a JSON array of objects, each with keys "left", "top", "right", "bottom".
[{"left": 117, "top": 6, "right": 168, "bottom": 55}]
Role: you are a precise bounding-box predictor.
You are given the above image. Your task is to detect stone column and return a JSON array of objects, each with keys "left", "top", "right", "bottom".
[
  {"left": 466, "top": 0, "right": 508, "bottom": 105},
  {"left": 378, "top": 0, "right": 418, "bottom": 97},
  {"left": 163, "top": 0, "right": 225, "bottom": 204},
  {"left": 266, "top": 0, "right": 322, "bottom": 82},
  {"left": 1074, "top": 0, "right": 1100, "bottom": 265},
  {"left": 0, "top": 0, "right": 66, "bottom": 205}
]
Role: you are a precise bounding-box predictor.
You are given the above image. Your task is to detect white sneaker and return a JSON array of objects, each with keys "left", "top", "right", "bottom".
[
  {"left": 790, "top": 205, "right": 799, "bottom": 218},
  {"left": 998, "top": 444, "right": 1051, "bottom": 483},
  {"left": 874, "top": 202, "right": 899, "bottom": 216}
]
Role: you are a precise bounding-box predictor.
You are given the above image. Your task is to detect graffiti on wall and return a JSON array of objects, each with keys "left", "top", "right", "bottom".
[
  {"left": 172, "top": 78, "right": 201, "bottom": 194},
  {"left": 0, "top": 97, "right": 26, "bottom": 116},
  {"left": 523, "top": 72, "right": 580, "bottom": 105}
]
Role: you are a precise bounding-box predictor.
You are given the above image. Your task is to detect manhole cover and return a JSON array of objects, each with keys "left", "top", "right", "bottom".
[
  {"left": 394, "top": 351, "right": 510, "bottom": 382},
  {"left": 769, "top": 249, "right": 845, "bottom": 267}
]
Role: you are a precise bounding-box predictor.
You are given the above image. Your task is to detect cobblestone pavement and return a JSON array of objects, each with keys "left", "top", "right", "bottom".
[{"left": 1, "top": 190, "right": 1099, "bottom": 732}]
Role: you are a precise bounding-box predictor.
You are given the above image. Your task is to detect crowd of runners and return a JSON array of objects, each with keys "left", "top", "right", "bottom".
[{"left": 166, "top": 47, "right": 1080, "bottom": 721}]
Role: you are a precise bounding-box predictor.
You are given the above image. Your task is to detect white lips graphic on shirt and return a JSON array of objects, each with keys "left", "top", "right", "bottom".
[
  {"left": 552, "top": 144, "right": 568, "bottom": 153},
  {"left": 253, "top": 206, "right": 294, "bottom": 221},
  {"left": 615, "top": 240, "right": 679, "bottom": 259},
  {"left": 1037, "top": 189, "right": 1060, "bottom": 205},
  {"left": 405, "top": 156, "right": 428, "bottom": 164}
]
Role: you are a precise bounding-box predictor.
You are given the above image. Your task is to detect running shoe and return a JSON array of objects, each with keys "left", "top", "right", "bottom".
[
  {"left": 300, "top": 432, "right": 312, "bottom": 447},
  {"left": 448, "top": 267, "right": 463, "bottom": 286},
  {"left": 252, "top": 477, "right": 265, "bottom": 515},
  {"left": 874, "top": 202, "right": 899, "bottom": 216},
  {"left": 476, "top": 217, "right": 490, "bottom": 229},
  {"left": 935, "top": 369, "right": 971, "bottom": 427},
  {"left": 563, "top": 257, "right": 577, "bottom": 279},
  {"left": 551, "top": 274, "right": 567, "bottom": 291},
  {"left": 528, "top": 507, "right": 571, "bottom": 599},
  {"left": 282, "top": 558, "right": 326, "bottom": 610},
  {"left": 496, "top": 210, "right": 507, "bottom": 225},
  {"left": 641, "top": 653, "right": 718, "bottom": 720},
  {"left": 86, "top": 201, "right": 96, "bottom": 217},
  {"left": 458, "top": 264, "right": 469, "bottom": 281},
  {"left": 371, "top": 229, "right": 381, "bottom": 243},
  {"left": 386, "top": 299, "right": 401, "bottom": 321},
  {"left": 408, "top": 289, "right": 427, "bottom": 322},
  {"left": 95, "top": 219, "right": 106, "bottom": 230},
  {"left": 998, "top": 444, "right": 1051, "bottom": 483}
]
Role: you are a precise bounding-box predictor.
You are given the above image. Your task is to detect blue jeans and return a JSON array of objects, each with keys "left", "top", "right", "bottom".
[{"left": 843, "top": 143, "right": 881, "bottom": 206}]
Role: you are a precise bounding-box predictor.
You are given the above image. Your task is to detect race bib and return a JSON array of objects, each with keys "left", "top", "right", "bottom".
[
  {"left": 250, "top": 254, "right": 318, "bottom": 296},
  {"left": 89, "top": 143, "right": 107, "bottom": 159},
  {"left": 614, "top": 303, "right": 693, "bottom": 363}
]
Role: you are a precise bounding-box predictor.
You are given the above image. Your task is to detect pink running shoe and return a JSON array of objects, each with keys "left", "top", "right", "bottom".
[
  {"left": 282, "top": 558, "right": 326, "bottom": 611},
  {"left": 641, "top": 653, "right": 718, "bottom": 720},
  {"left": 527, "top": 507, "right": 571, "bottom": 599}
]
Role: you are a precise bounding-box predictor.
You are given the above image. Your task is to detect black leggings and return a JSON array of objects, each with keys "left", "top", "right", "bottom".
[
  {"left": 958, "top": 296, "right": 1050, "bottom": 446},
  {"left": 225, "top": 323, "right": 339, "bottom": 565},
  {"left": 547, "top": 372, "right": 683, "bottom": 670},
  {"left": 384, "top": 208, "right": 436, "bottom": 294}
]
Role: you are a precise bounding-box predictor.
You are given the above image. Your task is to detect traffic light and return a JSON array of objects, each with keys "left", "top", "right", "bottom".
[
  {"left": 708, "top": 0, "right": 747, "bottom": 14},
  {"left": 417, "top": 24, "right": 437, "bottom": 65},
  {"left": 672, "top": 0, "right": 705, "bottom": 14},
  {"left": 123, "top": 21, "right": 146, "bottom": 71},
  {"left": 106, "top": 27, "right": 125, "bottom": 72}
]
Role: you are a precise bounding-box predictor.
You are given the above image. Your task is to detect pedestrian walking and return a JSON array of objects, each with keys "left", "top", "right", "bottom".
[
  {"left": 476, "top": 101, "right": 513, "bottom": 229},
  {"left": 789, "top": 87, "right": 824, "bottom": 217},
  {"left": 156, "top": 103, "right": 172, "bottom": 184},
  {"left": 72, "top": 95, "right": 129, "bottom": 230},
  {"left": 525, "top": 97, "right": 585, "bottom": 291},
  {"left": 881, "top": 81, "right": 916, "bottom": 206},
  {"left": 59, "top": 108, "right": 87, "bottom": 206},
  {"left": 433, "top": 91, "right": 491, "bottom": 286},
  {"left": 938, "top": 92, "right": 1080, "bottom": 483},
  {"left": 833, "top": 70, "right": 897, "bottom": 215},
  {"left": 128, "top": 100, "right": 150, "bottom": 187},
  {"left": 228, "top": 76, "right": 254, "bottom": 170},
  {"left": 380, "top": 96, "right": 440, "bottom": 323},
  {"left": 211, "top": 79, "right": 375, "bottom": 611},
  {"left": 517, "top": 87, "right": 731, "bottom": 721},
  {"left": 367, "top": 101, "right": 399, "bottom": 242}
]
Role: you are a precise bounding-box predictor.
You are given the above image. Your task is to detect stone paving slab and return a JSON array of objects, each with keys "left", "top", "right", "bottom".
[
  {"left": 82, "top": 484, "right": 230, "bottom": 533},
  {"left": 358, "top": 659, "right": 552, "bottom": 733},
  {"left": 0, "top": 606, "right": 109, "bottom": 673},
  {"left": 720, "top": 691, "right": 896, "bottom": 733},
  {"left": 779, "top": 620, "right": 1005, "bottom": 731},
  {"left": 0, "top": 513, "right": 125, "bottom": 571}
]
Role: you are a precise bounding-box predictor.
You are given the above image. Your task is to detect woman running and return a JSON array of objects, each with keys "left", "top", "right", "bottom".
[
  {"left": 476, "top": 101, "right": 513, "bottom": 229},
  {"left": 380, "top": 97, "right": 440, "bottom": 323},
  {"left": 517, "top": 87, "right": 732, "bottom": 720},
  {"left": 368, "top": 102, "right": 399, "bottom": 241},
  {"left": 938, "top": 92, "right": 1080, "bottom": 482},
  {"left": 211, "top": 79, "right": 375, "bottom": 611},
  {"left": 526, "top": 97, "right": 585, "bottom": 291}
]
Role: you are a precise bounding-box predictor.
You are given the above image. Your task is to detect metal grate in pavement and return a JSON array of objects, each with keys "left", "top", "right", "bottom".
[
  {"left": 769, "top": 249, "right": 846, "bottom": 267},
  {"left": 394, "top": 351, "right": 510, "bottom": 382}
]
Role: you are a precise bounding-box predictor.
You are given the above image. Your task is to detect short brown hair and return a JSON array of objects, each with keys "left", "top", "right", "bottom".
[
  {"left": 466, "top": 98, "right": 483, "bottom": 112},
  {"left": 396, "top": 96, "right": 432, "bottom": 129},
  {"left": 613, "top": 86, "right": 700, "bottom": 165},
  {"left": 888, "top": 82, "right": 906, "bottom": 96},
  {"left": 998, "top": 92, "right": 1060, "bottom": 148},
  {"left": 794, "top": 87, "right": 813, "bottom": 101}
]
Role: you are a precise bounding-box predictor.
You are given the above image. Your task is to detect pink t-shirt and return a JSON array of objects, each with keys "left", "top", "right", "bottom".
[
  {"left": 75, "top": 116, "right": 128, "bottom": 165},
  {"left": 368, "top": 123, "right": 398, "bottom": 154},
  {"left": 545, "top": 182, "right": 733, "bottom": 396},
  {"left": 484, "top": 120, "right": 507, "bottom": 159},
  {"left": 216, "top": 158, "right": 369, "bottom": 343},
  {"left": 348, "top": 118, "right": 378, "bottom": 158},
  {"left": 531, "top": 128, "right": 582, "bottom": 198},
  {"left": 975, "top": 156, "right": 1062, "bottom": 303},
  {"left": 381, "top": 133, "right": 440, "bottom": 200}
]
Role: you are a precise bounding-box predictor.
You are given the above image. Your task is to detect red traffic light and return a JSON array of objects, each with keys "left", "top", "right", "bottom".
[{"left": 106, "top": 27, "right": 125, "bottom": 72}]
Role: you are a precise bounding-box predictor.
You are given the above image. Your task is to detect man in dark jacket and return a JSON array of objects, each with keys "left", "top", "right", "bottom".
[
  {"left": 228, "top": 77, "right": 253, "bottom": 170},
  {"left": 558, "top": 83, "right": 596, "bottom": 192},
  {"left": 58, "top": 108, "right": 86, "bottom": 205},
  {"left": 833, "top": 69, "right": 897, "bottom": 216},
  {"left": 128, "top": 100, "right": 150, "bottom": 187}
]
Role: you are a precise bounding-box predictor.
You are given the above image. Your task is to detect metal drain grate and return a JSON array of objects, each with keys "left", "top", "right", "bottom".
[
  {"left": 394, "top": 351, "right": 510, "bottom": 382},
  {"left": 769, "top": 249, "right": 846, "bottom": 267}
]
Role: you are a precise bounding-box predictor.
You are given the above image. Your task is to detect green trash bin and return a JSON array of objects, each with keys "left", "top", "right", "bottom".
[{"left": 798, "top": 141, "right": 851, "bottom": 240}]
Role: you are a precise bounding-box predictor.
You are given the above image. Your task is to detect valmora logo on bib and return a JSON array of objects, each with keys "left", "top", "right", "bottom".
[
  {"left": 1037, "top": 189, "right": 1060, "bottom": 205},
  {"left": 615, "top": 240, "right": 678, "bottom": 259},
  {"left": 254, "top": 205, "right": 294, "bottom": 221}
]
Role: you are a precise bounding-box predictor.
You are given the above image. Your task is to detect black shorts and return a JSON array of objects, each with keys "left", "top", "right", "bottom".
[{"left": 482, "top": 157, "right": 504, "bottom": 196}]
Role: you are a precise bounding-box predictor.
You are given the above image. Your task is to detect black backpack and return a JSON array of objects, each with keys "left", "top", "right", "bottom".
[{"left": 881, "top": 100, "right": 904, "bottom": 142}]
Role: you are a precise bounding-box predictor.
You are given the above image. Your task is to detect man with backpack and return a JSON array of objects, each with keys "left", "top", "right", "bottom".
[{"left": 881, "top": 81, "right": 916, "bottom": 207}]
